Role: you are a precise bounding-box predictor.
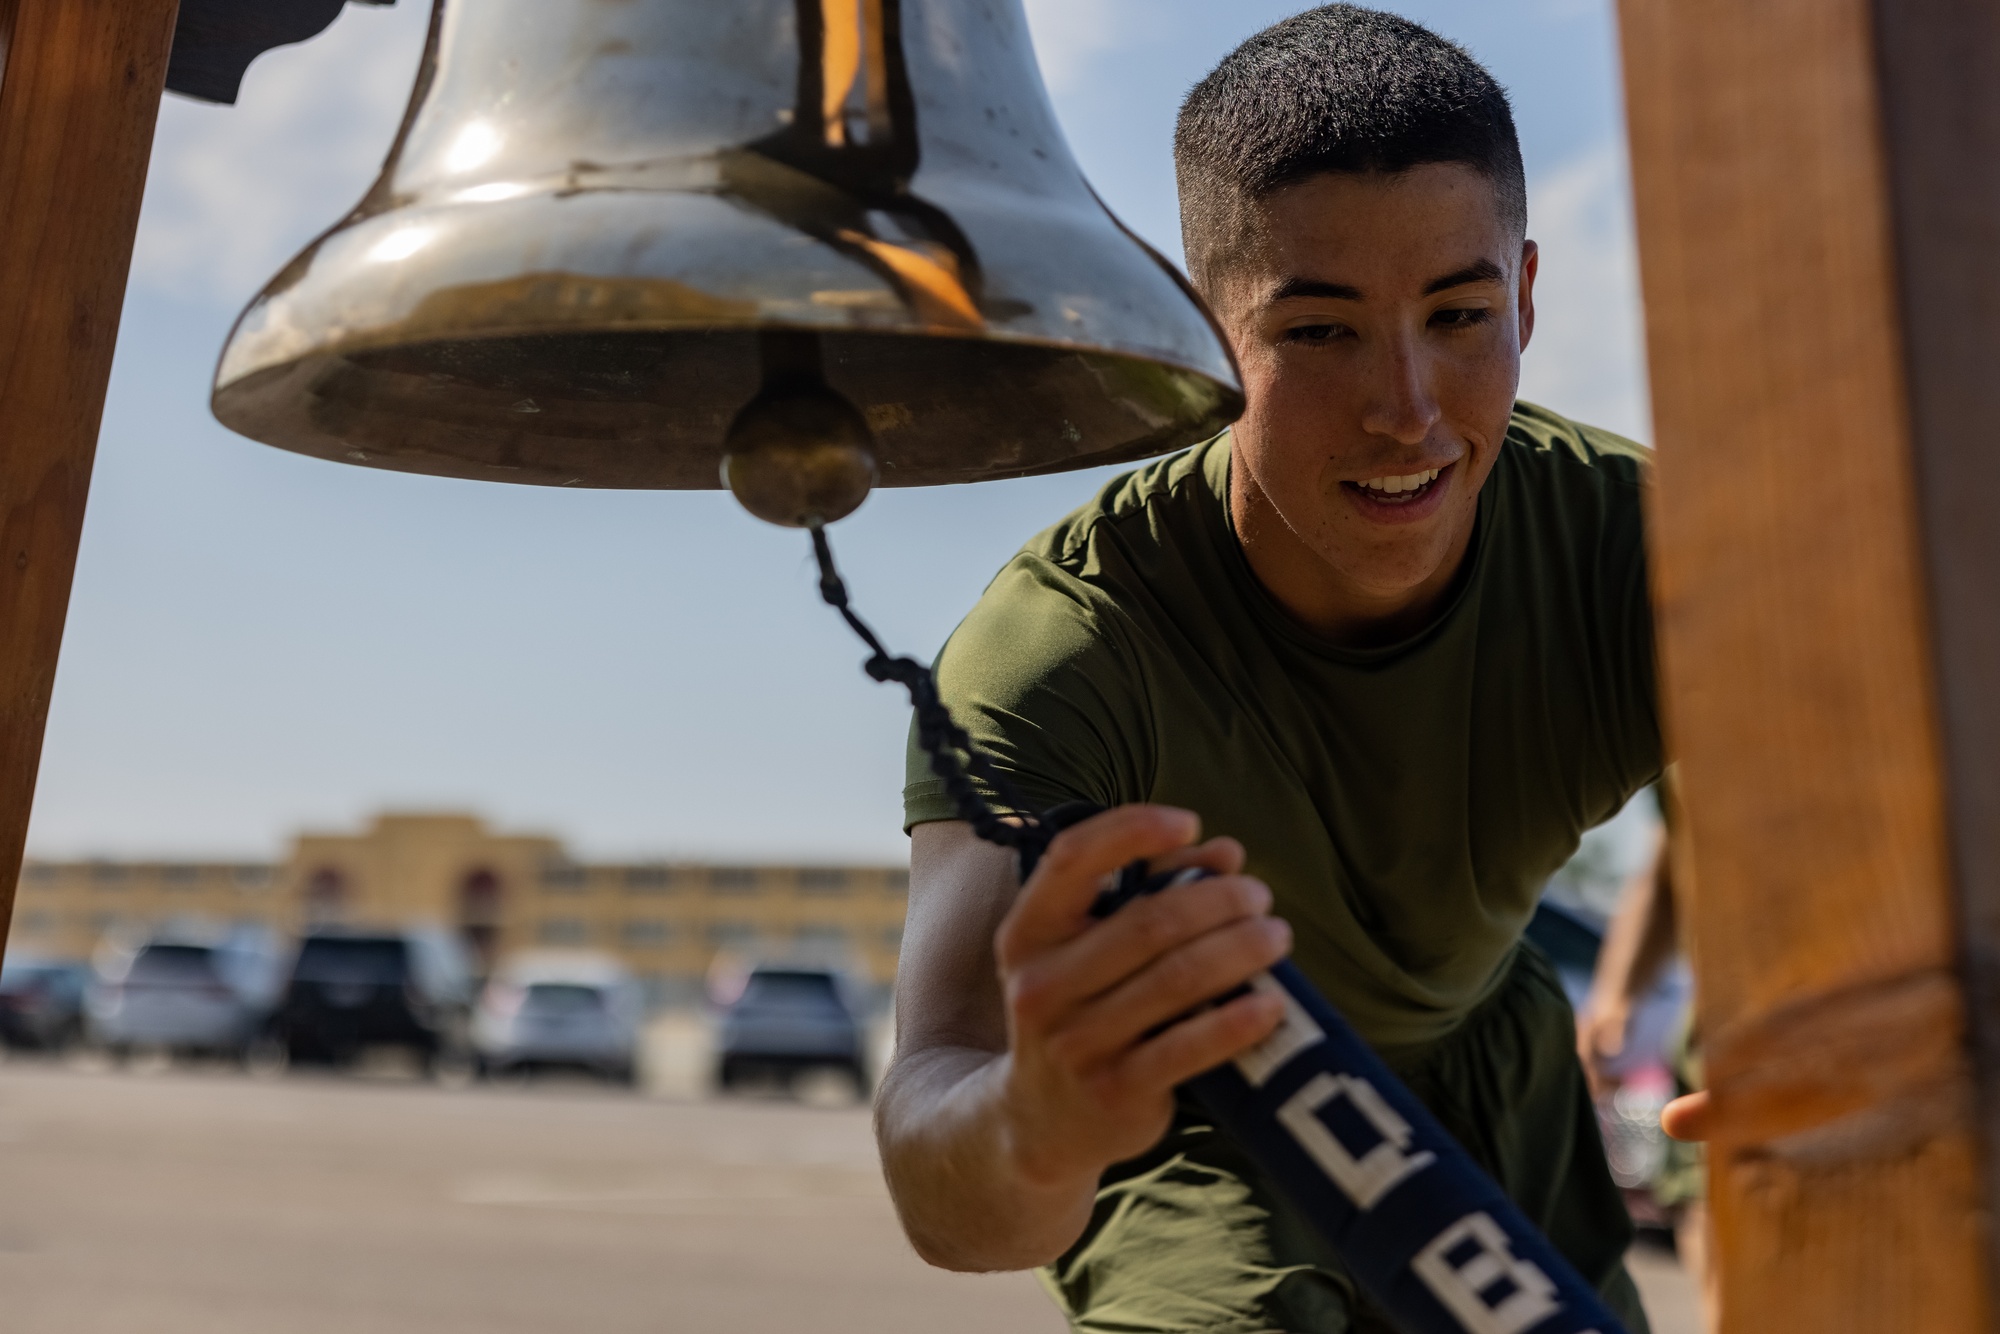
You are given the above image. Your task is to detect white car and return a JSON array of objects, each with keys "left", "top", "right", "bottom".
[
  {"left": 87, "top": 925, "right": 286, "bottom": 1061},
  {"left": 472, "top": 952, "right": 641, "bottom": 1083}
]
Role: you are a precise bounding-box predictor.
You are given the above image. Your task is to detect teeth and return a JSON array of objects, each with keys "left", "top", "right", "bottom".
[{"left": 1358, "top": 467, "right": 1441, "bottom": 495}]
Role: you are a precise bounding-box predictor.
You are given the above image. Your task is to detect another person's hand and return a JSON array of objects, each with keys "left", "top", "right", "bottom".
[
  {"left": 992, "top": 804, "right": 1292, "bottom": 1194},
  {"left": 1574, "top": 997, "right": 1631, "bottom": 1099},
  {"left": 1661, "top": 1089, "right": 1710, "bottom": 1141}
]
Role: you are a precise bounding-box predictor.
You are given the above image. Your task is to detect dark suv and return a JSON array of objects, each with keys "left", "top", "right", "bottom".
[
  {"left": 270, "top": 928, "right": 474, "bottom": 1076},
  {"left": 717, "top": 966, "right": 868, "bottom": 1094}
]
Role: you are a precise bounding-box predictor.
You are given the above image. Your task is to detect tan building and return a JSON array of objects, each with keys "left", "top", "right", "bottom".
[{"left": 10, "top": 812, "right": 910, "bottom": 1002}]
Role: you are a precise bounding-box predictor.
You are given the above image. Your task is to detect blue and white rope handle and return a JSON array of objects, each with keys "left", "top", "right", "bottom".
[{"left": 1120, "top": 869, "right": 1627, "bottom": 1334}]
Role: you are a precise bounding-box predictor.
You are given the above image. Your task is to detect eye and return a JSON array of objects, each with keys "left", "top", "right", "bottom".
[
  {"left": 1283, "top": 321, "right": 1351, "bottom": 344},
  {"left": 1430, "top": 306, "right": 1494, "bottom": 330}
]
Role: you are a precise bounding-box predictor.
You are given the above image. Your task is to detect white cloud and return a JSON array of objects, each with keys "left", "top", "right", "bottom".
[
  {"left": 1021, "top": 0, "right": 1128, "bottom": 93},
  {"left": 131, "top": 1, "right": 431, "bottom": 307},
  {"left": 1518, "top": 141, "right": 1653, "bottom": 442}
]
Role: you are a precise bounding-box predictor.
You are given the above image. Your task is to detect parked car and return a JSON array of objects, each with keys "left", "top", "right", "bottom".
[
  {"left": 86, "top": 926, "right": 286, "bottom": 1061},
  {"left": 716, "top": 964, "right": 867, "bottom": 1094},
  {"left": 0, "top": 956, "right": 90, "bottom": 1051},
  {"left": 473, "top": 952, "right": 641, "bottom": 1083},
  {"left": 269, "top": 927, "right": 474, "bottom": 1077}
]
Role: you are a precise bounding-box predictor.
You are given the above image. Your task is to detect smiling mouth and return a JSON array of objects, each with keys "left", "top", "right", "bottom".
[{"left": 1342, "top": 464, "right": 1449, "bottom": 506}]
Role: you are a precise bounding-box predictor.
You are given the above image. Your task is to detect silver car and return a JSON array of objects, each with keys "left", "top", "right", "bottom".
[
  {"left": 472, "top": 953, "right": 641, "bottom": 1083},
  {"left": 87, "top": 926, "right": 286, "bottom": 1061}
]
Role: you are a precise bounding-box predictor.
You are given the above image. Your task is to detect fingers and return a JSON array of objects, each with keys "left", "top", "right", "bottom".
[
  {"left": 1149, "top": 835, "right": 1246, "bottom": 880},
  {"left": 1114, "top": 986, "right": 1287, "bottom": 1091},
  {"left": 997, "top": 806, "right": 1201, "bottom": 960},
  {"left": 1661, "top": 1089, "right": 1711, "bottom": 1142},
  {"left": 1047, "top": 915, "right": 1293, "bottom": 1068},
  {"left": 1013, "top": 871, "right": 1273, "bottom": 1023}
]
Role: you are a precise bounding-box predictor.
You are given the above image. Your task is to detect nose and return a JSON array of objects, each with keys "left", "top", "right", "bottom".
[{"left": 1359, "top": 333, "right": 1442, "bottom": 447}]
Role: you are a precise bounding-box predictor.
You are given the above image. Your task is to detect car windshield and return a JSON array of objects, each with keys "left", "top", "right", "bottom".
[
  {"left": 521, "top": 983, "right": 605, "bottom": 1016},
  {"left": 739, "top": 971, "right": 841, "bottom": 1010},
  {"left": 293, "top": 938, "right": 408, "bottom": 986},
  {"left": 128, "top": 945, "right": 219, "bottom": 985}
]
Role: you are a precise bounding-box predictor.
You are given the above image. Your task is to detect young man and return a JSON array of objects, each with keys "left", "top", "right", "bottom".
[{"left": 877, "top": 7, "right": 1660, "bottom": 1332}]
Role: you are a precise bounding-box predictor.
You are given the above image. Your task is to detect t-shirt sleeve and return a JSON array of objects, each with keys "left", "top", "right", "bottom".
[
  {"left": 1571, "top": 418, "right": 1664, "bottom": 784},
  {"left": 903, "top": 554, "right": 1153, "bottom": 830}
]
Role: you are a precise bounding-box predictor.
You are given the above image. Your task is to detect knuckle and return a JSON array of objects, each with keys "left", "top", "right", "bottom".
[
  {"left": 1041, "top": 1028, "right": 1089, "bottom": 1076},
  {"left": 1151, "top": 947, "right": 1206, "bottom": 1001},
  {"left": 1006, "top": 971, "right": 1053, "bottom": 1026}
]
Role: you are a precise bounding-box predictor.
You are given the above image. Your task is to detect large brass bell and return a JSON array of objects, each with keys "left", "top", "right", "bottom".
[{"left": 211, "top": 0, "right": 1243, "bottom": 526}]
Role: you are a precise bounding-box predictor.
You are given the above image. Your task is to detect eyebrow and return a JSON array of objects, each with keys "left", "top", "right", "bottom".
[
  {"left": 1266, "top": 258, "right": 1507, "bottom": 306},
  {"left": 1422, "top": 258, "right": 1505, "bottom": 295},
  {"left": 1268, "top": 276, "right": 1364, "bottom": 303}
]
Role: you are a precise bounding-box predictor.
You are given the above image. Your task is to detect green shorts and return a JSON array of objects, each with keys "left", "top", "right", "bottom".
[{"left": 1037, "top": 946, "right": 1648, "bottom": 1333}]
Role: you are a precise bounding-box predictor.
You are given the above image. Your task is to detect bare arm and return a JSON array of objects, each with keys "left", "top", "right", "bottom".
[
  {"left": 1576, "top": 827, "right": 1679, "bottom": 1093},
  {"left": 874, "top": 806, "right": 1289, "bottom": 1272}
]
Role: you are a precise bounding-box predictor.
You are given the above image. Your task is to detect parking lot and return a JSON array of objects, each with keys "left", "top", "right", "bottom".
[{"left": 0, "top": 1053, "right": 1701, "bottom": 1334}]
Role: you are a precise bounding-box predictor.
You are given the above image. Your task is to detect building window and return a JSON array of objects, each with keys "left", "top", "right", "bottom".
[
  {"left": 304, "top": 867, "right": 347, "bottom": 924},
  {"left": 234, "top": 865, "right": 274, "bottom": 890},
  {"left": 708, "top": 868, "right": 758, "bottom": 895},
  {"left": 881, "top": 926, "right": 904, "bottom": 952},
  {"left": 89, "top": 862, "right": 127, "bottom": 888},
  {"left": 16, "top": 911, "right": 53, "bottom": 935},
  {"left": 795, "top": 924, "right": 848, "bottom": 949},
  {"left": 706, "top": 921, "right": 756, "bottom": 948},
  {"left": 460, "top": 869, "right": 505, "bottom": 964},
  {"left": 621, "top": 919, "right": 675, "bottom": 947},
  {"left": 884, "top": 868, "right": 910, "bottom": 895},
  {"left": 163, "top": 864, "right": 201, "bottom": 888},
  {"left": 538, "top": 918, "right": 590, "bottom": 946},
  {"left": 797, "top": 868, "right": 849, "bottom": 895},
  {"left": 623, "top": 865, "right": 674, "bottom": 893},
  {"left": 541, "top": 863, "right": 588, "bottom": 894},
  {"left": 21, "top": 862, "right": 56, "bottom": 886}
]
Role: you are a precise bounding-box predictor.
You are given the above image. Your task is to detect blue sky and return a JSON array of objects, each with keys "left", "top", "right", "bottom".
[{"left": 26, "top": 0, "right": 1647, "bottom": 862}]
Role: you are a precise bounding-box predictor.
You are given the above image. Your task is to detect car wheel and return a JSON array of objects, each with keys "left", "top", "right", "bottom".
[
  {"left": 243, "top": 1036, "right": 289, "bottom": 1078},
  {"left": 430, "top": 1045, "right": 477, "bottom": 1089}
]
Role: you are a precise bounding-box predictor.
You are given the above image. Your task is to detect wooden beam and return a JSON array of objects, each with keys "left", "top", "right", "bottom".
[
  {"left": 1872, "top": 1, "right": 2000, "bottom": 1290},
  {"left": 0, "top": 0, "right": 181, "bottom": 959},
  {"left": 1618, "top": 0, "right": 1997, "bottom": 1328}
]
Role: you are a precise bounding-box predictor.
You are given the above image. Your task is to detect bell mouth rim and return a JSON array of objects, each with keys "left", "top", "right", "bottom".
[
  {"left": 217, "top": 312, "right": 1242, "bottom": 404},
  {"left": 210, "top": 326, "right": 1245, "bottom": 494}
]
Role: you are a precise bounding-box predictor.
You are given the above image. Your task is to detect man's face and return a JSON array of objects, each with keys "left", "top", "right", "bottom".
[{"left": 1209, "top": 163, "right": 1536, "bottom": 613}]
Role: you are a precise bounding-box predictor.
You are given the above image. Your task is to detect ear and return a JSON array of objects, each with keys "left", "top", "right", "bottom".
[{"left": 1516, "top": 239, "right": 1540, "bottom": 353}]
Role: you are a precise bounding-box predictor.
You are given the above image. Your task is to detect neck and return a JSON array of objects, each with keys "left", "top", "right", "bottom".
[{"left": 1229, "top": 454, "right": 1475, "bottom": 650}]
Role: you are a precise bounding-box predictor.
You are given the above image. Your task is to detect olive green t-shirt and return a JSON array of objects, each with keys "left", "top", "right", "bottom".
[{"left": 904, "top": 402, "right": 1662, "bottom": 1048}]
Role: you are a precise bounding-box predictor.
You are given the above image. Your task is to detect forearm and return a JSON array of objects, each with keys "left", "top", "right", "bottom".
[
  {"left": 875, "top": 1043, "right": 1099, "bottom": 1272},
  {"left": 1586, "top": 837, "right": 1676, "bottom": 1013}
]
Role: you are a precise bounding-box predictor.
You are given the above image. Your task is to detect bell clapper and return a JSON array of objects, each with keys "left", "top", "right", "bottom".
[{"left": 722, "top": 331, "right": 879, "bottom": 529}]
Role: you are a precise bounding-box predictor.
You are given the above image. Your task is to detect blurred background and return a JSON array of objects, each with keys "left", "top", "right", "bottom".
[{"left": 0, "top": 2, "right": 1690, "bottom": 1331}]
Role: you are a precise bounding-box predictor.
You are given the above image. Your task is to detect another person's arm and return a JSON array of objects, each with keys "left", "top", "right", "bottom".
[
  {"left": 1575, "top": 827, "right": 1678, "bottom": 1096},
  {"left": 875, "top": 806, "right": 1290, "bottom": 1272}
]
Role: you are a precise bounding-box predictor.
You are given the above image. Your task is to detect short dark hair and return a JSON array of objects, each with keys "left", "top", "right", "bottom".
[{"left": 1174, "top": 5, "right": 1527, "bottom": 294}]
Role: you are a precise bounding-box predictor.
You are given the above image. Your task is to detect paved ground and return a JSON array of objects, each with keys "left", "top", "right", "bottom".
[{"left": 0, "top": 1056, "right": 1702, "bottom": 1333}]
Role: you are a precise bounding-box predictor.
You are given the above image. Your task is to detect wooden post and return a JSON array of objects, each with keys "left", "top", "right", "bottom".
[
  {"left": 0, "top": 0, "right": 181, "bottom": 959},
  {"left": 1619, "top": 1, "right": 1999, "bottom": 1329}
]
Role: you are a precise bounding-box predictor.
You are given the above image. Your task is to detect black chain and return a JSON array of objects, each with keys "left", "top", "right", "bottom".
[{"left": 807, "top": 523, "right": 1051, "bottom": 861}]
